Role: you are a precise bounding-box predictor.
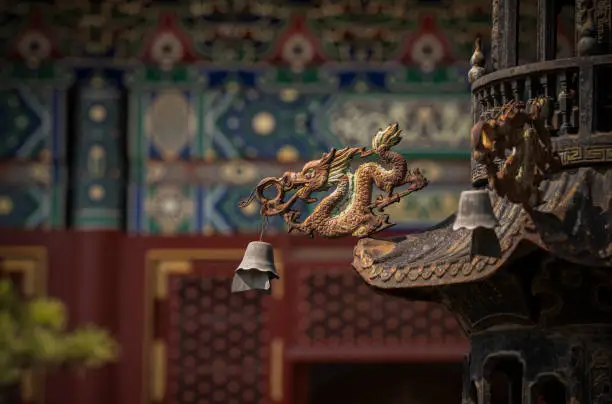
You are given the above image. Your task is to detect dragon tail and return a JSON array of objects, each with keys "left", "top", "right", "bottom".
[{"left": 372, "top": 122, "right": 402, "bottom": 153}]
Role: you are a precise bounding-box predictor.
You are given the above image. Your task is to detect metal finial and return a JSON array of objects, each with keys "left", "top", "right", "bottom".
[
  {"left": 468, "top": 36, "right": 486, "bottom": 84},
  {"left": 577, "top": 1, "right": 598, "bottom": 56}
]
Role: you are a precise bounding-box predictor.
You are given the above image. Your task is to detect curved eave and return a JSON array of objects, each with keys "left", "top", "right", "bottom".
[{"left": 352, "top": 167, "right": 612, "bottom": 291}]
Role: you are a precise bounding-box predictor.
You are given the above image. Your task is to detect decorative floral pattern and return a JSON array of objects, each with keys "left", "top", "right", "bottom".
[{"left": 0, "top": 0, "right": 575, "bottom": 232}]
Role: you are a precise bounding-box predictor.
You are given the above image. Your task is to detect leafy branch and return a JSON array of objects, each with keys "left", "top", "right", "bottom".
[{"left": 0, "top": 278, "right": 118, "bottom": 385}]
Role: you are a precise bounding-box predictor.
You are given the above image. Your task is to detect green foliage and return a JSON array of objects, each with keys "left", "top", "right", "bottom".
[{"left": 0, "top": 279, "right": 118, "bottom": 384}]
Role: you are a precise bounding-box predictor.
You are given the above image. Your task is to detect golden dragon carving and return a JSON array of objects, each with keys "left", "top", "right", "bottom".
[
  {"left": 238, "top": 123, "right": 428, "bottom": 238},
  {"left": 471, "top": 97, "right": 562, "bottom": 207}
]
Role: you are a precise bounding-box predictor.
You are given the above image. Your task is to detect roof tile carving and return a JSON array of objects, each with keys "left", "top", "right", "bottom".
[{"left": 353, "top": 167, "right": 612, "bottom": 290}]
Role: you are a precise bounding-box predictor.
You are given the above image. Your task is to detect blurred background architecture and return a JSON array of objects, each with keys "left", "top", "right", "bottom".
[{"left": 0, "top": 1, "right": 577, "bottom": 404}]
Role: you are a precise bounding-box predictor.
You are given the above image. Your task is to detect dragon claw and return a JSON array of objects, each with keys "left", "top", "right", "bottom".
[
  {"left": 375, "top": 194, "right": 401, "bottom": 212},
  {"left": 284, "top": 210, "right": 301, "bottom": 223}
]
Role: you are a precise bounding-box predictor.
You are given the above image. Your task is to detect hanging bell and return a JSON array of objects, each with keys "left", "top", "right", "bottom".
[
  {"left": 453, "top": 189, "right": 499, "bottom": 231},
  {"left": 231, "top": 241, "right": 279, "bottom": 294},
  {"left": 453, "top": 190, "right": 501, "bottom": 258}
]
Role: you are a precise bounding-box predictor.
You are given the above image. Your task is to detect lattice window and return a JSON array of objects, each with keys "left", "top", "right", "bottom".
[
  {"left": 167, "top": 275, "right": 269, "bottom": 404},
  {"left": 296, "top": 268, "right": 463, "bottom": 346}
]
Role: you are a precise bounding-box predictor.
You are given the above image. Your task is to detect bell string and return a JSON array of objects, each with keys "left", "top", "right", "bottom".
[{"left": 259, "top": 215, "right": 269, "bottom": 241}]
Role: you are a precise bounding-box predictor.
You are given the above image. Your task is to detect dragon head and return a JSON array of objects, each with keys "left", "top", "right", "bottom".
[
  {"left": 239, "top": 146, "right": 365, "bottom": 217},
  {"left": 279, "top": 148, "right": 338, "bottom": 199}
]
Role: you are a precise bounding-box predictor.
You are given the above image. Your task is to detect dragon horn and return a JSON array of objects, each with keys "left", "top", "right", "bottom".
[{"left": 321, "top": 148, "right": 337, "bottom": 164}]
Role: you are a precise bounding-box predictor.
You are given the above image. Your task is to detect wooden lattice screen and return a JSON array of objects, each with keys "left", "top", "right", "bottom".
[
  {"left": 295, "top": 268, "right": 464, "bottom": 346},
  {"left": 166, "top": 274, "right": 269, "bottom": 404}
]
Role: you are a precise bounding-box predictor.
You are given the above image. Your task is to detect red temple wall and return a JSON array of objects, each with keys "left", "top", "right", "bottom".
[{"left": 0, "top": 230, "right": 469, "bottom": 404}]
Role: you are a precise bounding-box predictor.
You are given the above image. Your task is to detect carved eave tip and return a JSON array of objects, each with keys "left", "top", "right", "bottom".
[
  {"left": 352, "top": 237, "right": 398, "bottom": 278},
  {"left": 468, "top": 36, "right": 485, "bottom": 84}
]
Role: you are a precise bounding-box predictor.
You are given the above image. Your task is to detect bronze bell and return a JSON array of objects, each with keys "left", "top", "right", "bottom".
[
  {"left": 231, "top": 241, "right": 279, "bottom": 294},
  {"left": 453, "top": 190, "right": 501, "bottom": 258},
  {"left": 453, "top": 189, "right": 498, "bottom": 231}
]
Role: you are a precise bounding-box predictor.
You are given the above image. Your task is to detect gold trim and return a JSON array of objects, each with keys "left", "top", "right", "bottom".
[
  {"left": 150, "top": 261, "right": 192, "bottom": 401},
  {"left": 144, "top": 247, "right": 286, "bottom": 403},
  {"left": 0, "top": 247, "right": 47, "bottom": 297},
  {"left": 154, "top": 261, "right": 193, "bottom": 299},
  {"left": 149, "top": 260, "right": 193, "bottom": 401},
  {"left": 151, "top": 341, "right": 166, "bottom": 402},
  {"left": 2, "top": 260, "right": 38, "bottom": 297},
  {"left": 0, "top": 246, "right": 47, "bottom": 404},
  {"left": 270, "top": 338, "right": 284, "bottom": 402}
]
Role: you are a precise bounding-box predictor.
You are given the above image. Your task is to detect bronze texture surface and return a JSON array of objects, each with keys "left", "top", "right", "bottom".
[
  {"left": 352, "top": 167, "right": 612, "bottom": 291},
  {"left": 470, "top": 98, "right": 562, "bottom": 208},
  {"left": 239, "top": 123, "right": 428, "bottom": 238}
]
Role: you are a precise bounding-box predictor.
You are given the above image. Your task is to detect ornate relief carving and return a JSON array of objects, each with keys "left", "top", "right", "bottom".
[{"left": 239, "top": 123, "right": 428, "bottom": 238}]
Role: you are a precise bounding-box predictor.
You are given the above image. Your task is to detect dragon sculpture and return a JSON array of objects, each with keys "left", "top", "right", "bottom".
[
  {"left": 471, "top": 97, "right": 562, "bottom": 207},
  {"left": 238, "top": 123, "right": 428, "bottom": 238}
]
